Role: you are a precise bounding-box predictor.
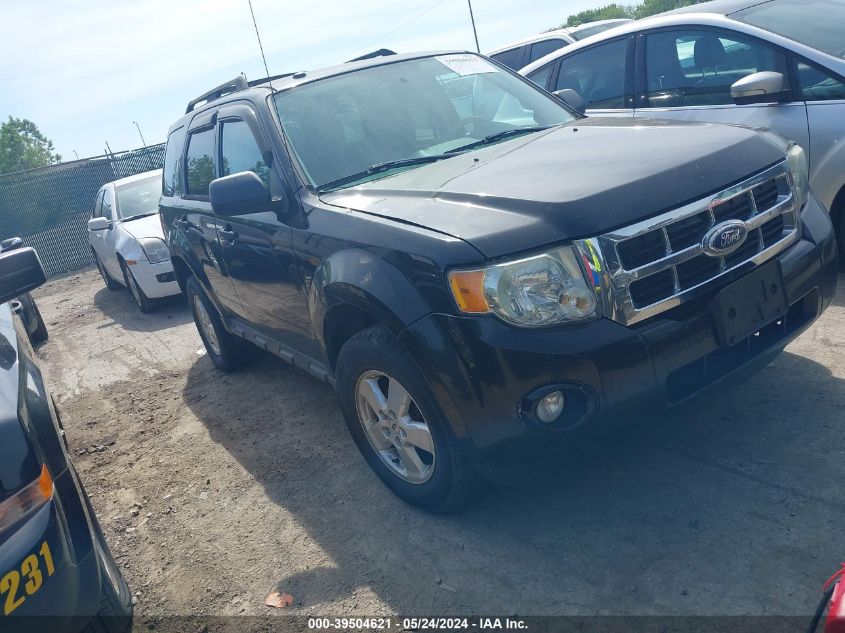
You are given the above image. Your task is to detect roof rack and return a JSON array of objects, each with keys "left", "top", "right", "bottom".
[
  {"left": 185, "top": 76, "right": 248, "bottom": 113},
  {"left": 247, "top": 72, "right": 297, "bottom": 87},
  {"left": 347, "top": 49, "right": 396, "bottom": 63}
]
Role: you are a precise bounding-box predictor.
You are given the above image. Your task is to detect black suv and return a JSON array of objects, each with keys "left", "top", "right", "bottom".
[
  {"left": 0, "top": 245, "right": 132, "bottom": 631},
  {"left": 159, "top": 51, "right": 838, "bottom": 511}
]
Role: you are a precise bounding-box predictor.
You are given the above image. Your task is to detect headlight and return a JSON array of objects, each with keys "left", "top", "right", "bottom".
[
  {"left": 448, "top": 247, "right": 598, "bottom": 327},
  {"left": 786, "top": 143, "right": 809, "bottom": 210},
  {"left": 138, "top": 237, "right": 171, "bottom": 264}
]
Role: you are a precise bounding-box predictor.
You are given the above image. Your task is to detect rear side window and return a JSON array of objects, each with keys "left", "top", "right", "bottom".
[
  {"left": 220, "top": 120, "right": 270, "bottom": 186},
  {"left": 162, "top": 126, "right": 186, "bottom": 196},
  {"left": 553, "top": 39, "right": 628, "bottom": 109},
  {"left": 491, "top": 46, "right": 525, "bottom": 70},
  {"left": 185, "top": 128, "right": 216, "bottom": 197},
  {"left": 528, "top": 39, "right": 566, "bottom": 64}
]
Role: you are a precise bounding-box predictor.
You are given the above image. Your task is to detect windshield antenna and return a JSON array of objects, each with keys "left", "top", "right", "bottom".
[{"left": 247, "top": 0, "right": 273, "bottom": 86}]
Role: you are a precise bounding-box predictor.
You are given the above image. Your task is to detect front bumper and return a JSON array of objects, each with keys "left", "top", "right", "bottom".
[
  {"left": 400, "top": 194, "right": 838, "bottom": 465},
  {"left": 127, "top": 259, "right": 180, "bottom": 299}
]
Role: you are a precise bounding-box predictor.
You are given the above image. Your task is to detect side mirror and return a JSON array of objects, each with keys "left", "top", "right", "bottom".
[
  {"left": 209, "top": 171, "right": 271, "bottom": 217},
  {"left": 553, "top": 88, "right": 586, "bottom": 114},
  {"left": 0, "top": 247, "right": 47, "bottom": 305},
  {"left": 87, "top": 217, "right": 111, "bottom": 231},
  {"left": 731, "top": 71, "right": 786, "bottom": 105}
]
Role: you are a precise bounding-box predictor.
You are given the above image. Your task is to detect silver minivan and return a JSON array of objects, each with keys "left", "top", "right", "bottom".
[{"left": 520, "top": 0, "right": 845, "bottom": 261}]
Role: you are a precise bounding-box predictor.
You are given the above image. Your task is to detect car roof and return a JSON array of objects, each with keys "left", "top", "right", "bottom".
[
  {"left": 106, "top": 169, "right": 162, "bottom": 188},
  {"left": 567, "top": 18, "right": 633, "bottom": 33},
  {"left": 488, "top": 30, "right": 573, "bottom": 55}
]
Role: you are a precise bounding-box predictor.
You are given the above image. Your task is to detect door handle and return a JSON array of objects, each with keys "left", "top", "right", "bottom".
[{"left": 218, "top": 228, "right": 239, "bottom": 242}]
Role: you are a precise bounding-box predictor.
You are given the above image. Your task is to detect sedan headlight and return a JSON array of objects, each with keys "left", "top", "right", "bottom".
[
  {"left": 448, "top": 247, "right": 598, "bottom": 327},
  {"left": 138, "top": 237, "right": 171, "bottom": 264},
  {"left": 786, "top": 143, "right": 809, "bottom": 210}
]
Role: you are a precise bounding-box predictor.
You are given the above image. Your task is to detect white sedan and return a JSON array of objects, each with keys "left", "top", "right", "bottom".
[{"left": 87, "top": 169, "right": 180, "bottom": 312}]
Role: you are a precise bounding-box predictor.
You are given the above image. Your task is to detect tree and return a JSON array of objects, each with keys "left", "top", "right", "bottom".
[
  {"left": 565, "top": 4, "right": 632, "bottom": 26},
  {"left": 0, "top": 117, "right": 61, "bottom": 175},
  {"left": 634, "top": 0, "right": 706, "bottom": 18}
]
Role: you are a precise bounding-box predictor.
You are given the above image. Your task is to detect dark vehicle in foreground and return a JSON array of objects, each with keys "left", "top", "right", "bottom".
[
  {"left": 0, "top": 245, "right": 132, "bottom": 630},
  {"left": 159, "top": 51, "right": 838, "bottom": 511},
  {"left": 1, "top": 238, "right": 47, "bottom": 345}
]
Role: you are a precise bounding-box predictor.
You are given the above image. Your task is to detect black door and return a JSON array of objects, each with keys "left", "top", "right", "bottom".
[{"left": 212, "top": 110, "right": 317, "bottom": 356}]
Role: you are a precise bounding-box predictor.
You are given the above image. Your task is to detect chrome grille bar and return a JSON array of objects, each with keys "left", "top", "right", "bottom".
[{"left": 574, "top": 161, "right": 801, "bottom": 326}]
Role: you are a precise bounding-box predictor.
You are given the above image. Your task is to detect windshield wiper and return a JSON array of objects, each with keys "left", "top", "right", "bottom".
[
  {"left": 446, "top": 125, "right": 554, "bottom": 154},
  {"left": 318, "top": 154, "right": 455, "bottom": 192},
  {"left": 120, "top": 212, "right": 157, "bottom": 222}
]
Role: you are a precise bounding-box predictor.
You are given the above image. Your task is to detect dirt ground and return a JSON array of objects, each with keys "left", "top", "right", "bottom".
[{"left": 30, "top": 268, "right": 845, "bottom": 622}]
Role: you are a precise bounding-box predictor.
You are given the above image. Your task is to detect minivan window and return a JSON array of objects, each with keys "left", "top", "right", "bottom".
[
  {"left": 185, "top": 128, "right": 216, "bottom": 197},
  {"left": 528, "top": 39, "right": 567, "bottom": 64},
  {"left": 273, "top": 54, "right": 575, "bottom": 190},
  {"left": 162, "top": 126, "right": 186, "bottom": 196},
  {"left": 491, "top": 47, "right": 525, "bottom": 70},
  {"left": 220, "top": 120, "right": 270, "bottom": 186}
]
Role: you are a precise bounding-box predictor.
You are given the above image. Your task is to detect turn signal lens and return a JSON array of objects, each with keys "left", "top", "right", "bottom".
[
  {"left": 448, "top": 270, "right": 489, "bottom": 313},
  {"left": 0, "top": 465, "right": 54, "bottom": 532}
]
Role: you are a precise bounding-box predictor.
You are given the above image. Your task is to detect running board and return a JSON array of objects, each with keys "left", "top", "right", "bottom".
[{"left": 224, "top": 318, "right": 335, "bottom": 388}]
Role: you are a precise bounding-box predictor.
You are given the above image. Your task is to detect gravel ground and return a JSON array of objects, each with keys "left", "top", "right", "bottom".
[{"left": 30, "top": 268, "right": 845, "bottom": 623}]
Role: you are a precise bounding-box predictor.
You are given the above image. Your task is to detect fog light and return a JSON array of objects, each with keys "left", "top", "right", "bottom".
[{"left": 536, "top": 390, "right": 565, "bottom": 423}]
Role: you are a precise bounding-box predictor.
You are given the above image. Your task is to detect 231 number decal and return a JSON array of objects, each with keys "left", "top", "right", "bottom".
[{"left": 1, "top": 541, "right": 55, "bottom": 616}]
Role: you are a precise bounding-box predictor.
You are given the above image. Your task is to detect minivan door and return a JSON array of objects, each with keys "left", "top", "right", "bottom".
[
  {"left": 633, "top": 29, "right": 810, "bottom": 151},
  {"left": 211, "top": 108, "right": 316, "bottom": 355}
]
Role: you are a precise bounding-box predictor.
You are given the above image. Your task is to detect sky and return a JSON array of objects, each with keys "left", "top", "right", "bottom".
[{"left": 0, "top": 0, "right": 610, "bottom": 159}]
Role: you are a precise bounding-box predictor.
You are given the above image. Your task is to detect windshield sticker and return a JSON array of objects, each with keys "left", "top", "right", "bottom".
[{"left": 436, "top": 54, "right": 497, "bottom": 76}]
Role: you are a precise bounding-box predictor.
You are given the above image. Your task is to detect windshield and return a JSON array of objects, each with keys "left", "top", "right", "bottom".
[
  {"left": 732, "top": 0, "right": 845, "bottom": 59},
  {"left": 273, "top": 54, "right": 575, "bottom": 191},
  {"left": 115, "top": 175, "right": 161, "bottom": 219}
]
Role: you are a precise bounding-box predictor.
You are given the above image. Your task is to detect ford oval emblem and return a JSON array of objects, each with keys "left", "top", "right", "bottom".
[{"left": 702, "top": 220, "right": 749, "bottom": 257}]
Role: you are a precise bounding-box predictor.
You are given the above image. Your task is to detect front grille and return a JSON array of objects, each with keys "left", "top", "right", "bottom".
[{"left": 574, "top": 161, "right": 801, "bottom": 326}]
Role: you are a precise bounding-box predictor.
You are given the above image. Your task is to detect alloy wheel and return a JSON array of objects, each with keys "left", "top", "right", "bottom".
[
  {"left": 355, "top": 370, "right": 435, "bottom": 484},
  {"left": 192, "top": 294, "right": 222, "bottom": 356}
]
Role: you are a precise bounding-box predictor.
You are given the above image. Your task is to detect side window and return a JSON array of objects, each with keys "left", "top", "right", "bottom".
[
  {"left": 528, "top": 39, "right": 567, "bottom": 64},
  {"left": 553, "top": 39, "right": 628, "bottom": 109},
  {"left": 796, "top": 61, "right": 845, "bottom": 102},
  {"left": 491, "top": 47, "right": 525, "bottom": 71},
  {"left": 162, "top": 126, "right": 187, "bottom": 197},
  {"left": 526, "top": 62, "right": 555, "bottom": 89},
  {"left": 101, "top": 188, "right": 113, "bottom": 219},
  {"left": 92, "top": 190, "right": 104, "bottom": 217},
  {"left": 644, "top": 30, "right": 786, "bottom": 108},
  {"left": 220, "top": 120, "right": 270, "bottom": 186},
  {"left": 185, "top": 128, "right": 216, "bottom": 197}
]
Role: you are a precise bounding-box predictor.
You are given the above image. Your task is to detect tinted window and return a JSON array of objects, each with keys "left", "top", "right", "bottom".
[
  {"left": 185, "top": 128, "right": 216, "bottom": 197},
  {"left": 220, "top": 120, "right": 270, "bottom": 186},
  {"left": 528, "top": 39, "right": 566, "bottom": 64},
  {"left": 733, "top": 0, "right": 845, "bottom": 60},
  {"left": 553, "top": 39, "right": 627, "bottom": 109},
  {"left": 162, "top": 126, "right": 186, "bottom": 197},
  {"left": 796, "top": 61, "right": 845, "bottom": 101},
  {"left": 526, "top": 62, "right": 555, "bottom": 89},
  {"left": 644, "top": 30, "right": 786, "bottom": 108},
  {"left": 491, "top": 46, "right": 525, "bottom": 70},
  {"left": 101, "top": 188, "right": 114, "bottom": 218}
]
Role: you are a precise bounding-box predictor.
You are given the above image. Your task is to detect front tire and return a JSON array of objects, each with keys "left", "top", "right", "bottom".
[
  {"left": 121, "top": 260, "right": 156, "bottom": 313},
  {"left": 186, "top": 275, "right": 255, "bottom": 371},
  {"left": 335, "top": 325, "right": 482, "bottom": 512}
]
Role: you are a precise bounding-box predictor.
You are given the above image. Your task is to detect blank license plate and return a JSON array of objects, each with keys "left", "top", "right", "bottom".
[{"left": 711, "top": 261, "right": 788, "bottom": 346}]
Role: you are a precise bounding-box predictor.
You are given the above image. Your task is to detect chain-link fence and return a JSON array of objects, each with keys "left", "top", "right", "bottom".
[{"left": 0, "top": 144, "right": 165, "bottom": 276}]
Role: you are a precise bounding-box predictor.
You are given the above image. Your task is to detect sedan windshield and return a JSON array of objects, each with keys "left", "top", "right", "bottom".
[
  {"left": 732, "top": 0, "right": 845, "bottom": 60},
  {"left": 273, "top": 54, "right": 575, "bottom": 191},
  {"left": 115, "top": 175, "right": 161, "bottom": 219}
]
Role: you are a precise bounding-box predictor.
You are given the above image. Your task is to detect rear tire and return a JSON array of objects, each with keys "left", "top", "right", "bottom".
[
  {"left": 94, "top": 251, "right": 121, "bottom": 291},
  {"left": 335, "top": 325, "right": 483, "bottom": 512},
  {"left": 121, "top": 260, "right": 156, "bottom": 313},
  {"left": 837, "top": 211, "right": 845, "bottom": 271},
  {"left": 186, "top": 275, "right": 255, "bottom": 371}
]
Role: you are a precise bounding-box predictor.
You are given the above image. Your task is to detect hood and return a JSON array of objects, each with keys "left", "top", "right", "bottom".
[
  {"left": 118, "top": 213, "right": 165, "bottom": 241},
  {"left": 320, "top": 118, "right": 785, "bottom": 258}
]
